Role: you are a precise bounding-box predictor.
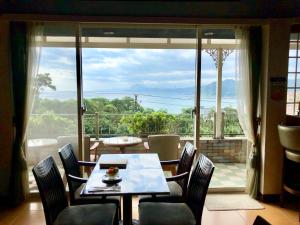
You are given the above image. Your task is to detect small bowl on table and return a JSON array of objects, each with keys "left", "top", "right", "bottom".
[{"left": 102, "top": 167, "right": 122, "bottom": 184}]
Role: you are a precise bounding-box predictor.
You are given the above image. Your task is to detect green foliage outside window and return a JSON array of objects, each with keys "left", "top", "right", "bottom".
[
  {"left": 28, "top": 73, "right": 243, "bottom": 138},
  {"left": 29, "top": 96, "right": 243, "bottom": 138}
]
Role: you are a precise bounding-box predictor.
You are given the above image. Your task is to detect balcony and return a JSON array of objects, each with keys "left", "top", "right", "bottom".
[{"left": 27, "top": 111, "right": 247, "bottom": 192}]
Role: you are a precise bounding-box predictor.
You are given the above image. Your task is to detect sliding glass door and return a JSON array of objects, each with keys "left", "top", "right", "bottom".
[
  {"left": 79, "top": 24, "right": 199, "bottom": 156},
  {"left": 199, "top": 28, "right": 246, "bottom": 190}
]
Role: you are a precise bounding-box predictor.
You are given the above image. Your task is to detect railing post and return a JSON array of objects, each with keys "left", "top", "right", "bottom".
[
  {"left": 214, "top": 111, "right": 224, "bottom": 139},
  {"left": 95, "top": 112, "right": 99, "bottom": 139},
  {"left": 221, "top": 112, "right": 225, "bottom": 139},
  {"left": 213, "top": 112, "right": 217, "bottom": 139}
]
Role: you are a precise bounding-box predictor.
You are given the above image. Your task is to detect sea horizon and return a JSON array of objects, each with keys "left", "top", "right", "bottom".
[{"left": 39, "top": 90, "right": 237, "bottom": 114}]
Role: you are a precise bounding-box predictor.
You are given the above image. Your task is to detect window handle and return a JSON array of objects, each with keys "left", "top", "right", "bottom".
[{"left": 81, "top": 104, "right": 87, "bottom": 115}]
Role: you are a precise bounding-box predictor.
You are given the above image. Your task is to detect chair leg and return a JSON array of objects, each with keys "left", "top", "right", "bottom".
[{"left": 94, "top": 147, "right": 98, "bottom": 162}]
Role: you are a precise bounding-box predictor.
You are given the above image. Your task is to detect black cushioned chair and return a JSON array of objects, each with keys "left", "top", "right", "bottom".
[
  {"left": 58, "top": 144, "right": 121, "bottom": 213},
  {"left": 140, "top": 142, "right": 196, "bottom": 203},
  {"left": 253, "top": 216, "right": 271, "bottom": 225},
  {"left": 32, "top": 156, "right": 118, "bottom": 225},
  {"left": 139, "top": 153, "right": 214, "bottom": 225}
]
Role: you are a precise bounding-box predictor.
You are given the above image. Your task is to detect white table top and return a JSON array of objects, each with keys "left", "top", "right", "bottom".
[{"left": 103, "top": 136, "right": 142, "bottom": 147}]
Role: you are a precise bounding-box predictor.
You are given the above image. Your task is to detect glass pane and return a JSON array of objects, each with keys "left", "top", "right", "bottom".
[
  {"left": 296, "top": 73, "right": 300, "bottom": 87},
  {"left": 287, "top": 88, "right": 295, "bottom": 102},
  {"left": 296, "top": 89, "right": 300, "bottom": 102},
  {"left": 286, "top": 103, "right": 296, "bottom": 115},
  {"left": 200, "top": 50, "right": 216, "bottom": 137},
  {"left": 289, "top": 49, "right": 297, "bottom": 57},
  {"left": 288, "top": 73, "right": 296, "bottom": 88},
  {"left": 290, "top": 33, "right": 298, "bottom": 41},
  {"left": 81, "top": 25, "right": 196, "bottom": 158},
  {"left": 27, "top": 24, "right": 78, "bottom": 193},
  {"left": 222, "top": 50, "right": 243, "bottom": 137},
  {"left": 289, "top": 58, "right": 296, "bottom": 72}
]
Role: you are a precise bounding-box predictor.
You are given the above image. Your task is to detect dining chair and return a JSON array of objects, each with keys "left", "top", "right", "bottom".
[
  {"left": 139, "top": 153, "right": 215, "bottom": 225},
  {"left": 144, "top": 134, "right": 180, "bottom": 161},
  {"left": 57, "top": 135, "right": 99, "bottom": 162},
  {"left": 58, "top": 144, "right": 121, "bottom": 215},
  {"left": 144, "top": 134, "right": 180, "bottom": 174},
  {"left": 32, "top": 156, "right": 118, "bottom": 225},
  {"left": 139, "top": 141, "right": 196, "bottom": 203}
]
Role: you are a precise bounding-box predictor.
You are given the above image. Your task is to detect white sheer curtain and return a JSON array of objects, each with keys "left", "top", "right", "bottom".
[
  {"left": 27, "top": 23, "right": 44, "bottom": 116},
  {"left": 235, "top": 27, "right": 258, "bottom": 196},
  {"left": 22, "top": 23, "right": 44, "bottom": 196},
  {"left": 235, "top": 28, "right": 255, "bottom": 144}
]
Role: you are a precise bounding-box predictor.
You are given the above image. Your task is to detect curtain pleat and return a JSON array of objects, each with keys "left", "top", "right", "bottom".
[
  {"left": 9, "top": 22, "right": 29, "bottom": 206},
  {"left": 248, "top": 27, "right": 262, "bottom": 198},
  {"left": 235, "top": 26, "right": 262, "bottom": 199}
]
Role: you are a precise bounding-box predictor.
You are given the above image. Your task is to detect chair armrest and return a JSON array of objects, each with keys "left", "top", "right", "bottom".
[
  {"left": 68, "top": 174, "right": 88, "bottom": 183},
  {"left": 160, "top": 159, "right": 180, "bottom": 165},
  {"left": 166, "top": 171, "right": 189, "bottom": 182},
  {"left": 90, "top": 142, "right": 99, "bottom": 151},
  {"left": 144, "top": 142, "right": 149, "bottom": 150},
  {"left": 78, "top": 161, "right": 96, "bottom": 167}
]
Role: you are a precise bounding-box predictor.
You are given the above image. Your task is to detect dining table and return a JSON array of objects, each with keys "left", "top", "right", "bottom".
[
  {"left": 103, "top": 136, "right": 142, "bottom": 153},
  {"left": 81, "top": 153, "right": 170, "bottom": 225}
]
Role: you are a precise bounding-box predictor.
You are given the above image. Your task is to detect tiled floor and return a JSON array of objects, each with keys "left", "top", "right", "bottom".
[{"left": 210, "top": 163, "right": 246, "bottom": 189}]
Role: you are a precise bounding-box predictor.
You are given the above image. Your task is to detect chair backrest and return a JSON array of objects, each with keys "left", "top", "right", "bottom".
[
  {"left": 278, "top": 125, "right": 300, "bottom": 151},
  {"left": 32, "top": 156, "right": 68, "bottom": 225},
  {"left": 253, "top": 216, "right": 271, "bottom": 225},
  {"left": 57, "top": 135, "right": 90, "bottom": 161},
  {"left": 148, "top": 134, "right": 180, "bottom": 160},
  {"left": 186, "top": 154, "right": 214, "bottom": 225},
  {"left": 176, "top": 142, "right": 196, "bottom": 194},
  {"left": 58, "top": 144, "right": 81, "bottom": 204}
]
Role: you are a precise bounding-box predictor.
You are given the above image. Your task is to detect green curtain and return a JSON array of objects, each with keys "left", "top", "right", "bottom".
[
  {"left": 248, "top": 26, "right": 262, "bottom": 198},
  {"left": 9, "top": 22, "right": 29, "bottom": 206}
]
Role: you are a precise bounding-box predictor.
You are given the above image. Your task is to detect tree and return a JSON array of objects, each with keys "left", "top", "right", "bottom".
[
  {"left": 36, "top": 73, "right": 56, "bottom": 96},
  {"left": 121, "top": 111, "right": 175, "bottom": 136}
]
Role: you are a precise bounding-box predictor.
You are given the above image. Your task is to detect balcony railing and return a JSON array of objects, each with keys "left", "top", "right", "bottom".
[{"left": 28, "top": 111, "right": 243, "bottom": 139}]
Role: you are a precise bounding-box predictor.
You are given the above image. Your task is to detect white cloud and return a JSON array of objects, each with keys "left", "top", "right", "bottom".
[
  {"left": 144, "top": 70, "right": 195, "bottom": 78},
  {"left": 85, "top": 56, "right": 140, "bottom": 71},
  {"left": 38, "top": 67, "right": 77, "bottom": 91},
  {"left": 178, "top": 50, "right": 196, "bottom": 60},
  {"left": 96, "top": 48, "right": 126, "bottom": 53},
  {"left": 56, "top": 56, "right": 74, "bottom": 65},
  {"left": 83, "top": 78, "right": 131, "bottom": 91},
  {"left": 142, "top": 80, "right": 159, "bottom": 85}
]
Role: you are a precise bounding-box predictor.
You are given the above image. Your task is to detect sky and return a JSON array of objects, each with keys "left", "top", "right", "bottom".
[
  {"left": 39, "top": 47, "right": 236, "bottom": 92},
  {"left": 38, "top": 46, "right": 237, "bottom": 113}
]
